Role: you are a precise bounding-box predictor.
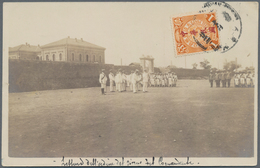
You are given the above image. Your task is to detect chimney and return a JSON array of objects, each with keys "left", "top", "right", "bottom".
[
  {"left": 81, "top": 38, "right": 83, "bottom": 41},
  {"left": 75, "top": 38, "right": 77, "bottom": 42},
  {"left": 26, "top": 42, "right": 28, "bottom": 45},
  {"left": 68, "top": 36, "right": 70, "bottom": 38},
  {"left": 38, "top": 44, "right": 40, "bottom": 47}
]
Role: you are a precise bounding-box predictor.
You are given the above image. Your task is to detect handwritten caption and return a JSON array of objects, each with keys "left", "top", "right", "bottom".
[{"left": 61, "top": 156, "right": 198, "bottom": 166}]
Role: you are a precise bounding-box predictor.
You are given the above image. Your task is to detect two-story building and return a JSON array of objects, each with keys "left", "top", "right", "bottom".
[{"left": 41, "top": 37, "right": 106, "bottom": 63}]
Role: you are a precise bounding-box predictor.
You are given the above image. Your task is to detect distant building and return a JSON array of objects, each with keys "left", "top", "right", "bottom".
[
  {"left": 9, "top": 43, "right": 41, "bottom": 60},
  {"left": 41, "top": 37, "right": 106, "bottom": 63},
  {"left": 129, "top": 62, "right": 140, "bottom": 66}
]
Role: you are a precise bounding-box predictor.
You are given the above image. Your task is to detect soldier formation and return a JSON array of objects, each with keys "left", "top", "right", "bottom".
[
  {"left": 209, "top": 70, "right": 255, "bottom": 88},
  {"left": 149, "top": 72, "right": 178, "bottom": 87},
  {"left": 99, "top": 69, "right": 178, "bottom": 95},
  {"left": 234, "top": 71, "right": 254, "bottom": 87}
]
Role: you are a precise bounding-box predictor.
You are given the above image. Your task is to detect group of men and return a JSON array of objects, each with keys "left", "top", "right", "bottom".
[
  {"left": 149, "top": 72, "right": 178, "bottom": 87},
  {"left": 234, "top": 72, "right": 255, "bottom": 87},
  {"left": 209, "top": 70, "right": 255, "bottom": 88},
  {"left": 99, "top": 68, "right": 150, "bottom": 94}
]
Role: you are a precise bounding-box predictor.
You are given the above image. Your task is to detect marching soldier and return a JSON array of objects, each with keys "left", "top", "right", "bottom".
[
  {"left": 99, "top": 69, "right": 107, "bottom": 95},
  {"left": 116, "top": 69, "right": 123, "bottom": 92},
  {"left": 209, "top": 70, "right": 214, "bottom": 88},
  {"left": 173, "top": 72, "right": 178, "bottom": 87},
  {"left": 122, "top": 70, "right": 127, "bottom": 91},
  {"left": 129, "top": 70, "right": 134, "bottom": 91},
  {"left": 109, "top": 69, "right": 115, "bottom": 92},
  {"left": 132, "top": 69, "right": 140, "bottom": 93}
]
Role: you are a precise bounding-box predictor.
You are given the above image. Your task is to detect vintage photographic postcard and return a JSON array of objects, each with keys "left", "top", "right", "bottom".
[{"left": 2, "top": 1, "right": 258, "bottom": 166}]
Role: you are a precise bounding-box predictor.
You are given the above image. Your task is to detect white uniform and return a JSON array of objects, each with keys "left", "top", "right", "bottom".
[
  {"left": 132, "top": 72, "right": 139, "bottom": 93},
  {"left": 109, "top": 73, "right": 115, "bottom": 92},
  {"left": 142, "top": 72, "right": 149, "bottom": 92},
  {"left": 116, "top": 72, "right": 123, "bottom": 92},
  {"left": 99, "top": 72, "right": 107, "bottom": 89},
  {"left": 122, "top": 73, "right": 127, "bottom": 91},
  {"left": 129, "top": 73, "right": 134, "bottom": 91}
]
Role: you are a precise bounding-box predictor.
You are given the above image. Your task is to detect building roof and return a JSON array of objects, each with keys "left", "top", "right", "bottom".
[
  {"left": 129, "top": 62, "right": 140, "bottom": 66},
  {"left": 9, "top": 44, "right": 41, "bottom": 52},
  {"left": 41, "top": 37, "right": 106, "bottom": 50}
]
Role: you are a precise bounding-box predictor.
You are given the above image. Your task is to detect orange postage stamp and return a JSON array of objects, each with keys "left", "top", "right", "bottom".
[{"left": 172, "top": 12, "right": 220, "bottom": 56}]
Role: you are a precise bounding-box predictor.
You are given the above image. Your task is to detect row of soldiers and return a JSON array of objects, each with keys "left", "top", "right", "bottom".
[
  {"left": 99, "top": 69, "right": 149, "bottom": 94},
  {"left": 209, "top": 70, "right": 255, "bottom": 88},
  {"left": 234, "top": 72, "right": 255, "bottom": 87},
  {"left": 150, "top": 72, "right": 178, "bottom": 87}
]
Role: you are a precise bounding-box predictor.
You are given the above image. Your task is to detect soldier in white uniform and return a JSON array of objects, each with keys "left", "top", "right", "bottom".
[
  {"left": 138, "top": 72, "right": 142, "bottom": 91},
  {"left": 99, "top": 69, "right": 107, "bottom": 95},
  {"left": 142, "top": 69, "right": 149, "bottom": 92},
  {"left": 116, "top": 69, "right": 123, "bottom": 92},
  {"left": 132, "top": 69, "right": 140, "bottom": 93},
  {"left": 121, "top": 70, "right": 126, "bottom": 91},
  {"left": 173, "top": 72, "right": 178, "bottom": 87},
  {"left": 129, "top": 70, "right": 134, "bottom": 91},
  {"left": 109, "top": 69, "right": 115, "bottom": 92}
]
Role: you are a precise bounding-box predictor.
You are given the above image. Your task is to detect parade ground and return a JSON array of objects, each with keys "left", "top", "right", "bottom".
[{"left": 8, "top": 80, "right": 254, "bottom": 157}]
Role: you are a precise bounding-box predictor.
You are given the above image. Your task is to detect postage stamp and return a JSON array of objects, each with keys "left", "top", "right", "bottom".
[{"left": 171, "top": 12, "right": 221, "bottom": 56}]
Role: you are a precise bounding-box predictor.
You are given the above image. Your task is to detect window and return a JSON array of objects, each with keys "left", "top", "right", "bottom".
[
  {"left": 86, "top": 55, "right": 88, "bottom": 62},
  {"left": 59, "top": 53, "right": 62, "bottom": 61},
  {"left": 46, "top": 55, "right": 49, "bottom": 61},
  {"left": 52, "top": 54, "right": 55, "bottom": 61},
  {"left": 94, "top": 55, "right": 96, "bottom": 62},
  {"left": 71, "top": 53, "right": 74, "bottom": 61},
  {"left": 100, "top": 56, "right": 102, "bottom": 63},
  {"left": 79, "top": 54, "right": 82, "bottom": 62}
]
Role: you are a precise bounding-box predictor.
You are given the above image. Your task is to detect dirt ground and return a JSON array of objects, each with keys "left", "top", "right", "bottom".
[{"left": 8, "top": 80, "right": 254, "bottom": 157}]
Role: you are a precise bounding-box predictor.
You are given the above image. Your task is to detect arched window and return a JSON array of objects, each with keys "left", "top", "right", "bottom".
[
  {"left": 59, "top": 53, "right": 62, "bottom": 61},
  {"left": 71, "top": 53, "right": 74, "bottom": 61},
  {"left": 86, "top": 55, "right": 88, "bottom": 62},
  {"left": 52, "top": 54, "right": 55, "bottom": 61},
  {"left": 46, "top": 55, "right": 49, "bottom": 61},
  {"left": 79, "top": 54, "right": 82, "bottom": 62}
]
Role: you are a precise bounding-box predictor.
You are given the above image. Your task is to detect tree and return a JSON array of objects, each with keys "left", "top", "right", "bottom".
[
  {"left": 245, "top": 66, "right": 255, "bottom": 71},
  {"left": 223, "top": 60, "right": 241, "bottom": 72},
  {"left": 192, "top": 63, "right": 198, "bottom": 69},
  {"left": 200, "top": 59, "right": 212, "bottom": 69}
]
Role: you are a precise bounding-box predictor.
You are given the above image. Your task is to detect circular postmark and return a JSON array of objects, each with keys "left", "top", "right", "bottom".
[{"left": 202, "top": 1, "right": 242, "bottom": 53}]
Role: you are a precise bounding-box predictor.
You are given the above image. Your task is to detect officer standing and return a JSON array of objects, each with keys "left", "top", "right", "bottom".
[
  {"left": 226, "top": 70, "right": 232, "bottom": 87},
  {"left": 221, "top": 71, "right": 226, "bottom": 87},
  {"left": 214, "top": 71, "right": 220, "bottom": 87},
  {"left": 109, "top": 69, "right": 115, "bottom": 92},
  {"left": 99, "top": 69, "right": 107, "bottom": 95},
  {"left": 209, "top": 70, "right": 214, "bottom": 88}
]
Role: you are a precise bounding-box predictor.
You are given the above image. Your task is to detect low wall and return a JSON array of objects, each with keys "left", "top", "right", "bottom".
[
  {"left": 9, "top": 59, "right": 115, "bottom": 92},
  {"left": 9, "top": 60, "right": 209, "bottom": 92},
  {"left": 169, "top": 68, "right": 210, "bottom": 79}
]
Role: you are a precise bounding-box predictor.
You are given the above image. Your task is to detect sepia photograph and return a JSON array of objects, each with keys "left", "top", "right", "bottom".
[{"left": 2, "top": 1, "right": 258, "bottom": 166}]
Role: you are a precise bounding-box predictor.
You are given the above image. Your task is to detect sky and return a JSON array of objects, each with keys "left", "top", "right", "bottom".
[{"left": 4, "top": 2, "right": 258, "bottom": 69}]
